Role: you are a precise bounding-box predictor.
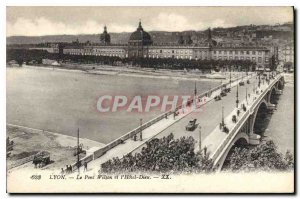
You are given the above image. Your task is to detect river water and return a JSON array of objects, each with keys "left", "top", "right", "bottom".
[
  {"left": 7, "top": 66, "right": 219, "bottom": 144},
  {"left": 263, "top": 76, "right": 294, "bottom": 154}
]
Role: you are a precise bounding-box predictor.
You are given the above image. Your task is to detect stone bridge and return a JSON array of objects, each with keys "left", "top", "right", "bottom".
[{"left": 209, "top": 73, "right": 285, "bottom": 171}]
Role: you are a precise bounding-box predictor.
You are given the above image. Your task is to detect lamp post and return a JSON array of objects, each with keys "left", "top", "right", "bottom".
[
  {"left": 258, "top": 72, "right": 261, "bottom": 88},
  {"left": 236, "top": 83, "right": 239, "bottom": 108},
  {"left": 199, "top": 126, "right": 202, "bottom": 154},
  {"left": 229, "top": 65, "right": 232, "bottom": 87},
  {"left": 221, "top": 106, "right": 225, "bottom": 126},
  {"left": 77, "top": 128, "right": 80, "bottom": 174},
  {"left": 194, "top": 81, "right": 197, "bottom": 96},
  {"left": 140, "top": 118, "right": 143, "bottom": 141},
  {"left": 246, "top": 87, "right": 248, "bottom": 104},
  {"left": 194, "top": 81, "right": 197, "bottom": 106}
]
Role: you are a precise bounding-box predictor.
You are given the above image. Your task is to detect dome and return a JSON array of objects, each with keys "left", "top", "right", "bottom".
[{"left": 129, "top": 21, "right": 152, "bottom": 45}]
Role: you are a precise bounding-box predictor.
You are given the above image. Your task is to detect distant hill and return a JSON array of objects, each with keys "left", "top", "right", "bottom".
[
  {"left": 6, "top": 31, "right": 207, "bottom": 45},
  {"left": 7, "top": 33, "right": 130, "bottom": 45},
  {"left": 6, "top": 23, "right": 293, "bottom": 45}
]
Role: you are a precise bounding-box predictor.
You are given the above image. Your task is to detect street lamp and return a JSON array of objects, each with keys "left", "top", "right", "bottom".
[
  {"left": 140, "top": 118, "right": 143, "bottom": 141},
  {"left": 258, "top": 72, "right": 261, "bottom": 88},
  {"left": 194, "top": 81, "right": 197, "bottom": 97},
  {"left": 199, "top": 126, "right": 202, "bottom": 154},
  {"left": 236, "top": 83, "right": 239, "bottom": 108},
  {"left": 246, "top": 87, "right": 248, "bottom": 104},
  {"left": 221, "top": 106, "right": 225, "bottom": 126},
  {"left": 77, "top": 128, "right": 80, "bottom": 174},
  {"left": 229, "top": 65, "right": 232, "bottom": 87}
]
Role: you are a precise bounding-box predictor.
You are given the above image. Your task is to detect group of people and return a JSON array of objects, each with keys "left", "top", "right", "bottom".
[
  {"left": 101, "top": 133, "right": 210, "bottom": 174},
  {"left": 61, "top": 165, "right": 73, "bottom": 174},
  {"left": 60, "top": 161, "right": 88, "bottom": 174}
]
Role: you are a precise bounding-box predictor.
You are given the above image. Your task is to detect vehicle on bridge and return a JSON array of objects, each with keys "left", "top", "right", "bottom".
[
  {"left": 214, "top": 95, "right": 221, "bottom": 101},
  {"left": 73, "top": 143, "right": 86, "bottom": 156},
  {"left": 224, "top": 88, "right": 231, "bottom": 93},
  {"left": 220, "top": 90, "right": 227, "bottom": 97},
  {"left": 186, "top": 119, "right": 197, "bottom": 131},
  {"left": 32, "top": 151, "right": 51, "bottom": 168}
]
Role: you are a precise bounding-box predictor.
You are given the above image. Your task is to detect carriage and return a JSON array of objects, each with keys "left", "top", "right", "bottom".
[
  {"left": 73, "top": 143, "right": 86, "bottom": 156},
  {"left": 186, "top": 119, "right": 197, "bottom": 131},
  {"left": 214, "top": 95, "right": 221, "bottom": 101},
  {"left": 220, "top": 90, "right": 227, "bottom": 97},
  {"left": 224, "top": 88, "right": 231, "bottom": 93},
  {"left": 32, "top": 151, "right": 51, "bottom": 168}
]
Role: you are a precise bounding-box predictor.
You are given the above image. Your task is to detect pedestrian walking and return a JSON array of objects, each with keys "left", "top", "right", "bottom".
[{"left": 84, "top": 161, "right": 87, "bottom": 172}]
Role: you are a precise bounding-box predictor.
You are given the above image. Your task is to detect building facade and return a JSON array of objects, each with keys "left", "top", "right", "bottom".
[
  {"left": 278, "top": 42, "right": 294, "bottom": 64},
  {"left": 60, "top": 21, "right": 273, "bottom": 67}
]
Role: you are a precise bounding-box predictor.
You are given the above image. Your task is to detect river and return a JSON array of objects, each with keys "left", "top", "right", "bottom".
[
  {"left": 264, "top": 75, "right": 294, "bottom": 154},
  {"left": 7, "top": 66, "right": 219, "bottom": 144}
]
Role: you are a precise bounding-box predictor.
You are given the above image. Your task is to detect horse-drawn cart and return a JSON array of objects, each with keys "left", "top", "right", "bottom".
[{"left": 32, "top": 151, "right": 51, "bottom": 168}]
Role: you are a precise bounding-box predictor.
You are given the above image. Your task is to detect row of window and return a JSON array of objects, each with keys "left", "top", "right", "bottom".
[
  {"left": 213, "top": 50, "right": 264, "bottom": 55},
  {"left": 65, "top": 48, "right": 269, "bottom": 57},
  {"left": 145, "top": 54, "right": 198, "bottom": 60},
  {"left": 65, "top": 51, "right": 268, "bottom": 62},
  {"left": 212, "top": 56, "right": 268, "bottom": 63},
  {"left": 94, "top": 49, "right": 125, "bottom": 53},
  {"left": 65, "top": 49, "right": 125, "bottom": 54},
  {"left": 149, "top": 49, "right": 193, "bottom": 54},
  {"left": 66, "top": 52, "right": 126, "bottom": 57}
]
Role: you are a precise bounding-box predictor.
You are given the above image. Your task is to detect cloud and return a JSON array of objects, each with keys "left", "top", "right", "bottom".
[
  {"left": 6, "top": 7, "right": 293, "bottom": 36},
  {"left": 150, "top": 13, "right": 192, "bottom": 31},
  {"left": 6, "top": 17, "right": 136, "bottom": 36},
  {"left": 6, "top": 14, "right": 236, "bottom": 36},
  {"left": 149, "top": 13, "right": 235, "bottom": 31}
]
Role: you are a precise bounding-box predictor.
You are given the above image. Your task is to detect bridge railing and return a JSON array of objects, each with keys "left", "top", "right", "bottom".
[
  {"left": 250, "top": 74, "right": 281, "bottom": 113},
  {"left": 211, "top": 73, "right": 282, "bottom": 164},
  {"left": 211, "top": 110, "right": 250, "bottom": 162},
  {"left": 93, "top": 73, "right": 253, "bottom": 160}
]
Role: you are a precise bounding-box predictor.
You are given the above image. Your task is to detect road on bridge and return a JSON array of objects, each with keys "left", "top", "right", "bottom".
[
  {"left": 67, "top": 73, "right": 260, "bottom": 175},
  {"left": 133, "top": 74, "right": 259, "bottom": 153}
]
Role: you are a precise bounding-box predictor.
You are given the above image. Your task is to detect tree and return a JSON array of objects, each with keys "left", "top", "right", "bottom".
[
  {"left": 101, "top": 133, "right": 214, "bottom": 174},
  {"left": 227, "top": 140, "right": 294, "bottom": 172}
]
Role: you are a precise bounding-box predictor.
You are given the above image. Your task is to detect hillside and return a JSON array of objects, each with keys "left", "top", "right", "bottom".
[{"left": 6, "top": 31, "right": 207, "bottom": 45}]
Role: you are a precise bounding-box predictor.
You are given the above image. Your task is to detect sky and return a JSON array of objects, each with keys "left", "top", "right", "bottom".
[{"left": 6, "top": 6, "right": 293, "bottom": 36}]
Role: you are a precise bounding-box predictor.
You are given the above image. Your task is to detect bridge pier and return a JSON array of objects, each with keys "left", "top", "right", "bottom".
[
  {"left": 275, "top": 89, "right": 283, "bottom": 95},
  {"left": 249, "top": 133, "right": 261, "bottom": 145}
]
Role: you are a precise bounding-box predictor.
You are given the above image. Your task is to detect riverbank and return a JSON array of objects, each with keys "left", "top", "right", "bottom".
[
  {"left": 22, "top": 63, "right": 243, "bottom": 83},
  {"left": 7, "top": 124, "right": 105, "bottom": 172}
]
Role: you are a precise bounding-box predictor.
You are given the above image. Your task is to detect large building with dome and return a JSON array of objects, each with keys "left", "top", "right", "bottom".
[{"left": 62, "top": 21, "right": 272, "bottom": 67}]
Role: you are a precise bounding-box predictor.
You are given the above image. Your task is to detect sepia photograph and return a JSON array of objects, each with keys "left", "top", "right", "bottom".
[{"left": 5, "top": 6, "right": 295, "bottom": 193}]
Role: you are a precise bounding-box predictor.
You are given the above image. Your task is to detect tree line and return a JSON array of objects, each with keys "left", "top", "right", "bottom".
[{"left": 7, "top": 48, "right": 256, "bottom": 71}]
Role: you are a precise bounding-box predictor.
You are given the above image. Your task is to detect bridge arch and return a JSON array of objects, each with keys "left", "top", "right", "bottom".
[
  {"left": 214, "top": 132, "right": 249, "bottom": 171},
  {"left": 267, "top": 86, "right": 277, "bottom": 104},
  {"left": 250, "top": 99, "right": 268, "bottom": 136},
  {"left": 278, "top": 78, "right": 284, "bottom": 90}
]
